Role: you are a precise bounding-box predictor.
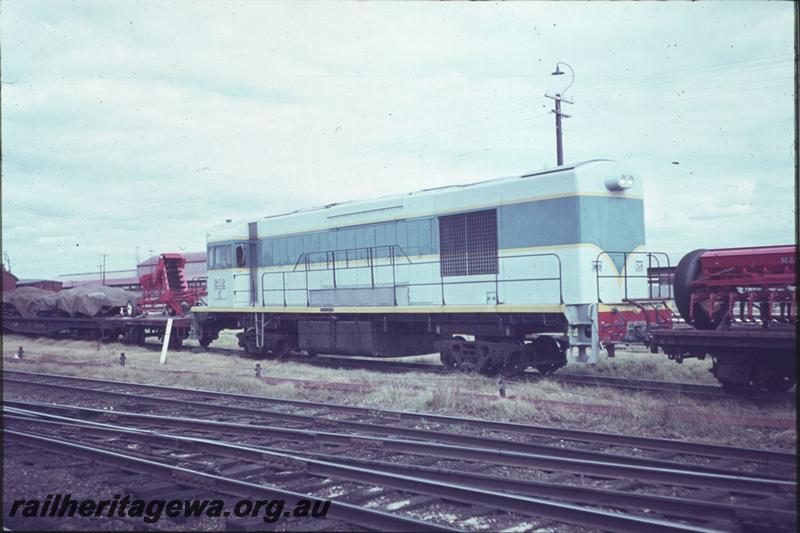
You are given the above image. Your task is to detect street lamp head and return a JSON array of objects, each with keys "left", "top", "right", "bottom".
[{"left": 550, "top": 61, "right": 574, "bottom": 95}]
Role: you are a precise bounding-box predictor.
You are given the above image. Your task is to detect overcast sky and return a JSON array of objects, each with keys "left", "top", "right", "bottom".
[{"left": 1, "top": 1, "right": 795, "bottom": 279}]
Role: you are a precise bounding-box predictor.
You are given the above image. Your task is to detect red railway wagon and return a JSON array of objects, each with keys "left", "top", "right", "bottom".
[
  {"left": 649, "top": 244, "right": 796, "bottom": 392},
  {"left": 2, "top": 253, "right": 204, "bottom": 348}
]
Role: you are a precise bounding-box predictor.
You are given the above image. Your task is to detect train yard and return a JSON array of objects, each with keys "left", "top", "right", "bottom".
[
  {"left": 5, "top": 2, "right": 798, "bottom": 530},
  {"left": 2, "top": 329, "right": 797, "bottom": 532},
  {"left": 4, "top": 369, "right": 797, "bottom": 532},
  {"left": 2, "top": 165, "right": 796, "bottom": 532}
]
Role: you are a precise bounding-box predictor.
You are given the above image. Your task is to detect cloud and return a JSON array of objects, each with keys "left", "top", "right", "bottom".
[{"left": 1, "top": 1, "right": 795, "bottom": 277}]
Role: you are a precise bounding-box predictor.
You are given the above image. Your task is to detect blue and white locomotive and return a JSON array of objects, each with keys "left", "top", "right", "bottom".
[{"left": 194, "top": 159, "right": 664, "bottom": 375}]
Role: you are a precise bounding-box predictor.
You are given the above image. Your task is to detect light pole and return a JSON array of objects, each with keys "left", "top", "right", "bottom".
[
  {"left": 99, "top": 254, "right": 107, "bottom": 285},
  {"left": 545, "top": 62, "right": 574, "bottom": 166}
]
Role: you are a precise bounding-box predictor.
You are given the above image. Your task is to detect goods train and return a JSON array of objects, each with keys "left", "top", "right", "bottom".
[
  {"left": 192, "top": 159, "right": 672, "bottom": 377},
  {"left": 4, "top": 159, "right": 795, "bottom": 391}
]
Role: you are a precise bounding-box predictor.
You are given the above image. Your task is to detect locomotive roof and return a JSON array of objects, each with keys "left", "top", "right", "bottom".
[
  {"left": 260, "top": 160, "right": 607, "bottom": 221},
  {"left": 208, "top": 158, "right": 633, "bottom": 241}
]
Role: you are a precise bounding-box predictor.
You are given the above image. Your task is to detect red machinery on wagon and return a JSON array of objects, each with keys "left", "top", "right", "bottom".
[
  {"left": 137, "top": 253, "right": 206, "bottom": 316},
  {"left": 674, "top": 245, "right": 796, "bottom": 330},
  {"left": 649, "top": 244, "right": 796, "bottom": 392}
]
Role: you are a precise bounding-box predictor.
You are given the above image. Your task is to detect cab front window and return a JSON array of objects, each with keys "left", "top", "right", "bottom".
[{"left": 208, "top": 245, "right": 232, "bottom": 269}]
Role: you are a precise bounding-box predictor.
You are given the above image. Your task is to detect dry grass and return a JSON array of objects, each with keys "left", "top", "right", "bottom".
[
  {"left": 563, "top": 348, "right": 717, "bottom": 385},
  {"left": 2, "top": 332, "right": 795, "bottom": 451}
]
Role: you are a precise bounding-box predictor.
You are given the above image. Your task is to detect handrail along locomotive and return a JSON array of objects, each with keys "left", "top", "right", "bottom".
[{"left": 193, "top": 159, "right": 670, "bottom": 377}]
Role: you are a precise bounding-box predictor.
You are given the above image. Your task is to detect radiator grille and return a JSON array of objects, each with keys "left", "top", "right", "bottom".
[{"left": 439, "top": 209, "right": 498, "bottom": 276}]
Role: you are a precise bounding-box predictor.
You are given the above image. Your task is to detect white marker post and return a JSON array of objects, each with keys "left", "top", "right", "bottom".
[{"left": 160, "top": 318, "right": 174, "bottom": 365}]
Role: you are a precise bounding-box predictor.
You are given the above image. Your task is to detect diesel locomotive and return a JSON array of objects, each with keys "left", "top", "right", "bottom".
[{"left": 193, "top": 159, "right": 670, "bottom": 376}]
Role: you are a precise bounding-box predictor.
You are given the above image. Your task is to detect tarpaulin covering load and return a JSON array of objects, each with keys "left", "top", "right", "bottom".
[
  {"left": 6, "top": 287, "right": 59, "bottom": 318},
  {"left": 56, "top": 284, "right": 138, "bottom": 317}
]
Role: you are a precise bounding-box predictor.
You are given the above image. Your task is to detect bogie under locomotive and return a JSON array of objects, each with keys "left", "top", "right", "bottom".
[{"left": 192, "top": 159, "right": 669, "bottom": 376}]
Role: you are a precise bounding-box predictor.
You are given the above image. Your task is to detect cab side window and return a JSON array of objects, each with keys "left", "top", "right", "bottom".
[{"left": 235, "top": 244, "right": 247, "bottom": 268}]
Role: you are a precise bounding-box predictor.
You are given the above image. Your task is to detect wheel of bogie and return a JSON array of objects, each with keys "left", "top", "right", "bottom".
[
  {"left": 440, "top": 349, "right": 457, "bottom": 370},
  {"left": 751, "top": 357, "right": 795, "bottom": 393},
  {"left": 459, "top": 361, "right": 479, "bottom": 376},
  {"left": 501, "top": 351, "right": 526, "bottom": 377},
  {"left": 199, "top": 337, "right": 213, "bottom": 348},
  {"left": 272, "top": 339, "right": 290, "bottom": 359},
  {"left": 442, "top": 335, "right": 467, "bottom": 369},
  {"left": 168, "top": 334, "right": 183, "bottom": 349},
  {"left": 82, "top": 329, "right": 100, "bottom": 341},
  {"left": 479, "top": 362, "right": 501, "bottom": 377},
  {"left": 124, "top": 327, "right": 145, "bottom": 346},
  {"left": 712, "top": 354, "right": 758, "bottom": 394},
  {"left": 764, "top": 373, "right": 796, "bottom": 393},
  {"left": 478, "top": 349, "right": 504, "bottom": 377},
  {"left": 536, "top": 363, "right": 560, "bottom": 376},
  {"left": 532, "top": 336, "right": 566, "bottom": 375},
  {"left": 242, "top": 329, "right": 269, "bottom": 358},
  {"left": 447, "top": 338, "right": 469, "bottom": 370},
  {"left": 101, "top": 330, "right": 120, "bottom": 343},
  {"left": 245, "top": 341, "right": 265, "bottom": 358}
]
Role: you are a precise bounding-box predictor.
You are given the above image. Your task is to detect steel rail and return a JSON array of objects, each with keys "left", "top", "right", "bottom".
[
  {"left": 296, "top": 450, "right": 794, "bottom": 529},
  {"left": 299, "top": 355, "right": 793, "bottom": 398},
  {"left": 550, "top": 373, "right": 725, "bottom": 395},
  {"left": 4, "top": 401, "right": 794, "bottom": 496},
  {"left": 4, "top": 370, "right": 793, "bottom": 465},
  {"left": 5, "top": 408, "right": 794, "bottom": 530},
  {"left": 212, "top": 348, "right": 724, "bottom": 389},
  {"left": 4, "top": 428, "right": 455, "bottom": 532},
  {"left": 4, "top": 412, "right": 728, "bottom": 533},
  {"left": 206, "top": 348, "right": 761, "bottom": 397},
  {"left": 1, "top": 386, "right": 768, "bottom": 477}
]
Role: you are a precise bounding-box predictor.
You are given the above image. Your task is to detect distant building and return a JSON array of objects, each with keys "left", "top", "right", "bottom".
[
  {"left": 2, "top": 266, "right": 18, "bottom": 293},
  {"left": 59, "top": 252, "right": 207, "bottom": 291},
  {"left": 137, "top": 252, "right": 207, "bottom": 289},
  {"left": 59, "top": 269, "right": 140, "bottom": 290},
  {"left": 16, "top": 279, "right": 63, "bottom": 292}
]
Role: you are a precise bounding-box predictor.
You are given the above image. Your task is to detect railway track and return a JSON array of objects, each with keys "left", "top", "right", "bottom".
[
  {"left": 4, "top": 370, "right": 794, "bottom": 467},
  {"left": 203, "top": 346, "right": 789, "bottom": 399},
  {"left": 6, "top": 335, "right": 792, "bottom": 398},
  {"left": 3, "top": 370, "right": 796, "bottom": 531},
  {"left": 5, "top": 399, "right": 796, "bottom": 532},
  {"left": 4, "top": 427, "right": 448, "bottom": 532}
]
